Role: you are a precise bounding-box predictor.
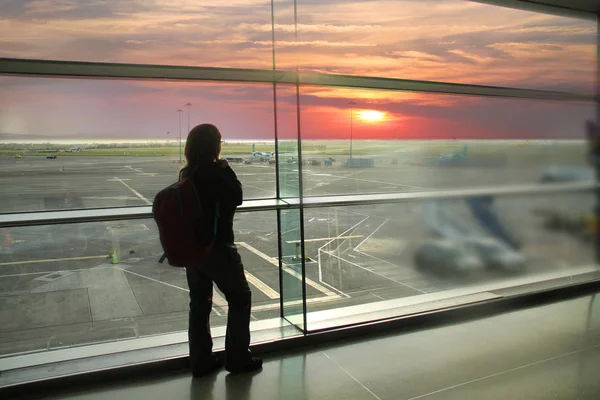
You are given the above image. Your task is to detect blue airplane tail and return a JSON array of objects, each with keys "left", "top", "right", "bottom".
[{"left": 465, "top": 196, "right": 521, "bottom": 250}]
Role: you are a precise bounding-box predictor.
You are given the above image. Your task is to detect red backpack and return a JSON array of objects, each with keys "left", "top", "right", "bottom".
[{"left": 153, "top": 172, "right": 219, "bottom": 268}]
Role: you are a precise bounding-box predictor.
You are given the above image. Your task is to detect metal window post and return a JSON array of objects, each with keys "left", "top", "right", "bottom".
[{"left": 177, "top": 109, "right": 183, "bottom": 163}]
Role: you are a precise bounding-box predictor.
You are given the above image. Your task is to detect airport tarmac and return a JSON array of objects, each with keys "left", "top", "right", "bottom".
[{"left": 0, "top": 153, "right": 596, "bottom": 357}]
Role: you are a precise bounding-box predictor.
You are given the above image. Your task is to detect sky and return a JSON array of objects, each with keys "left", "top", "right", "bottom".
[{"left": 0, "top": 0, "right": 596, "bottom": 140}]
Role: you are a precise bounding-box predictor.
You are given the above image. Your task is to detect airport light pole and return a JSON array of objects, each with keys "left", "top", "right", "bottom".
[
  {"left": 185, "top": 102, "right": 192, "bottom": 135},
  {"left": 177, "top": 109, "right": 183, "bottom": 163},
  {"left": 348, "top": 101, "right": 356, "bottom": 160}
]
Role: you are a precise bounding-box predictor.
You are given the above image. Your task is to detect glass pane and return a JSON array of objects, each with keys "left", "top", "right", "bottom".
[
  {"left": 279, "top": 208, "right": 306, "bottom": 329},
  {"left": 274, "top": 81, "right": 306, "bottom": 329},
  {"left": 0, "top": 211, "right": 282, "bottom": 357},
  {"left": 275, "top": 0, "right": 596, "bottom": 92},
  {"left": 0, "top": 1, "right": 273, "bottom": 69},
  {"left": 302, "top": 191, "right": 597, "bottom": 331},
  {"left": 0, "top": 77, "right": 277, "bottom": 213},
  {"left": 297, "top": 86, "right": 594, "bottom": 197}
]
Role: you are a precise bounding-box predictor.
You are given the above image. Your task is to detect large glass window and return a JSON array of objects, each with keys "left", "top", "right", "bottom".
[
  {"left": 0, "top": 0, "right": 597, "bottom": 383},
  {"left": 0, "top": 77, "right": 277, "bottom": 213},
  {"left": 0, "top": 1, "right": 274, "bottom": 69},
  {"left": 303, "top": 190, "right": 596, "bottom": 330},
  {"left": 274, "top": 0, "right": 596, "bottom": 92},
  {"left": 0, "top": 211, "right": 281, "bottom": 357},
  {"left": 297, "top": 86, "right": 594, "bottom": 197}
]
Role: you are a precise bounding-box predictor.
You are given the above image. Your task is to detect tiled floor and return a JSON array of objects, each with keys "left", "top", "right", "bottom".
[{"left": 13, "top": 292, "right": 600, "bottom": 400}]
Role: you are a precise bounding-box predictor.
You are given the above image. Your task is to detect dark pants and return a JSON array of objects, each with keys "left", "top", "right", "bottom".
[{"left": 185, "top": 244, "right": 252, "bottom": 370}]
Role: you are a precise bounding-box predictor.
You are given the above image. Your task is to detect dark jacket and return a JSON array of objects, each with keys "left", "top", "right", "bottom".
[{"left": 183, "top": 162, "right": 243, "bottom": 245}]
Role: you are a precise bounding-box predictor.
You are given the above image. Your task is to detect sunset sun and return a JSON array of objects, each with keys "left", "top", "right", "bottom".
[{"left": 358, "top": 110, "right": 385, "bottom": 122}]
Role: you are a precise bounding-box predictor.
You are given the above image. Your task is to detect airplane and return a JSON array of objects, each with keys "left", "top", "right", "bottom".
[
  {"left": 414, "top": 197, "right": 525, "bottom": 276},
  {"left": 438, "top": 144, "right": 468, "bottom": 165},
  {"left": 538, "top": 166, "right": 594, "bottom": 183},
  {"left": 251, "top": 144, "right": 273, "bottom": 159},
  {"left": 252, "top": 151, "right": 273, "bottom": 158}
]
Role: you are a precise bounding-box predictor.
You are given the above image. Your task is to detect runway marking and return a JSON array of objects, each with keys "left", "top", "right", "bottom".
[
  {"left": 125, "top": 166, "right": 158, "bottom": 176},
  {"left": 303, "top": 170, "right": 363, "bottom": 193},
  {"left": 243, "top": 184, "right": 275, "bottom": 194},
  {"left": 82, "top": 196, "right": 140, "bottom": 201},
  {"left": 282, "top": 227, "right": 299, "bottom": 235},
  {"left": 236, "top": 242, "right": 339, "bottom": 298},
  {"left": 354, "top": 219, "right": 389, "bottom": 251},
  {"left": 317, "top": 215, "right": 370, "bottom": 283},
  {"left": 0, "top": 255, "right": 108, "bottom": 266},
  {"left": 112, "top": 177, "right": 152, "bottom": 205},
  {"left": 245, "top": 271, "right": 280, "bottom": 299},
  {"left": 115, "top": 267, "right": 222, "bottom": 317},
  {"left": 287, "top": 235, "right": 363, "bottom": 244},
  {"left": 212, "top": 290, "right": 228, "bottom": 308},
  {"left": 338, "top": 175, "right": 433, "bottom": 191},
  {"left": 321, "top": 250, "right": 425, "bottom": 294}
]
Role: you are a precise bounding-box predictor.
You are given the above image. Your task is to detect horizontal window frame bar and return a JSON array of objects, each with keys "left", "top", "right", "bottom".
[
  {"left": 0, "top": 198, "right": 286, "bottom": 228},
  {"left": 473, "top": 0, "right": 596, "bottom": 19},
  {"left": 0, "top": 182, "right": 594, "bottom": 228},
  {"left": 300, "top": 181, "right": 597, "bottom": 208},
  {"left": 0, "top": 58, "right": 594, "bottom": 102}
]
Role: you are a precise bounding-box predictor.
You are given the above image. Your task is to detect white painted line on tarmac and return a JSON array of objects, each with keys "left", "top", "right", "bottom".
[
  {"left": 354, "top": 247, "right": 407, "bottom": 271},
  {"left": 245, "top": 271, "right": 279, "bottom": 299},
  {"left": 115, "top": 267, "right": 222, "bottom": 317},
  {"left": 354, "top": 219, "right": 389, "bottom": 251},
  {"left": 303, "top": 170, "right": 363, "bottom": 193},
  {"left": 212, "top": 290, "right": 228, "bottom": 308},
  {"left": 112, "top": 177, "right": 152, "bottom": 205},
  {"left": 237, "top": 242, "right": 339, "bottom": 298},
  {"left": 116, "top": 267, "right": 188, "bottom": 292},
  {"left": 339, "top": 175, "right": 433, "bottom": 191},
  {"left": 287, "top": 235, "right": 364, "bottom": 244},
  {"left": 317, "top": 215, "right": 370, "bottom": 283},
  {"left": 280, "top": 262, "right": 339, "bottom": 298},
  {"left": 125, "top": 166, "right": 157, "bottom": 176},
  {"left": 321, "top": 250, "right": 425, "bottom": 294},
  {"left": 82, "top": 196, "right": 140, "bottom": 201},
  {"left": 243, "top": 184, "right": 275, "bottom": 194}
]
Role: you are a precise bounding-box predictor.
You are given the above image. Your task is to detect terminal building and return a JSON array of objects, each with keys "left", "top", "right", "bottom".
[{"left": 1, "top": 0, "right": 599, "bottom": 398}]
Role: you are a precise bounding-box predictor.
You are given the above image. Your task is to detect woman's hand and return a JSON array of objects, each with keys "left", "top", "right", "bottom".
[{"left": 217, "top": 159, "right": 229, "bottom": 168}]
